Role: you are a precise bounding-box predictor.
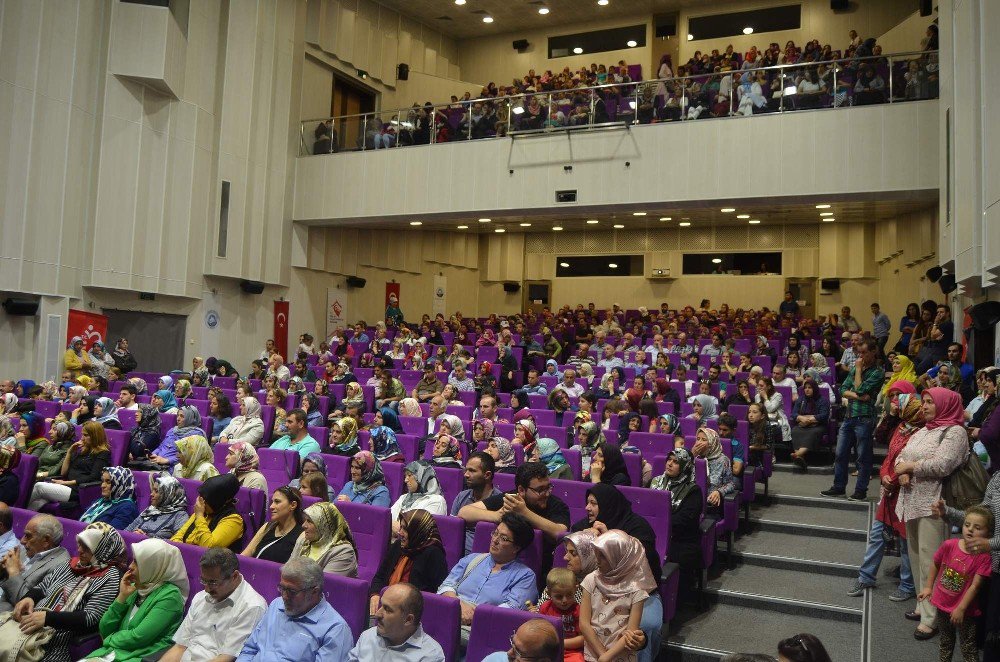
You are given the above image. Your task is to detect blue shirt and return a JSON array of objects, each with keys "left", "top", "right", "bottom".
[
  {"left": 0, "top": 530, "right": 20, "bottom": 560},
  {"left": 450, "top": 488, "right": 497, "bottom": 555},
  {"left": 236, "top": 597, "right": 353, "bottom": 662},
  {"left": 337, "top": 482, "right": 391, "bottom": 507},
  {"left": 872, "top": 313, "right": 891, "bottom": 338},
  {"left": 437, "top": 553, "right": 537, "bottom": 610},
  {"left": 270, "top": 434, "right": 321, "bottom": 459}
]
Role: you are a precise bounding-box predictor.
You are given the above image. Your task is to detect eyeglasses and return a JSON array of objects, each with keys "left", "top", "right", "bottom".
[
  {"left": 526, "top": 484, "right": 552, "bottom": 496},
  {"left": 277, "top": 583, "right": 316, "bottom": 596},
  {"left": 199, "top": 576, "right": 232, "bottom": 588},
  {"left": 509, "top": 632, "right": 546, "bottom": 661},
  {"left": 491, "top": 530, "right": 514, "bottom": 544}
]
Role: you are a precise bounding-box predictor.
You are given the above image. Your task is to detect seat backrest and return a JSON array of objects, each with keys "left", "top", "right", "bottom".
[
  {"left": 33, "top": 400, "right": 61, "bottom": 419},
  {"left": 550, "top": 478, "right": 589, "bottom": 524},
  {"left": 239, "top": 553, "right": 284, "bottom": 603},
  {"left": 132, "top": 470, "right": 153, "bottom": 510},
  {"left": 399, "top": 416, "right": 426, "bottom": 436},
  {"left": 431, "top": 514, "right": 467, "bottom": 569},
  {"left": 559, "top": 448, "right": 583, "bottom": 481},
  {"left": 432, "top": 466, "right": 465, "bottom": 508},
  {"left": 335, "top": 501, "right": 390, "bottom": 581},
  {"left": 322, "top": 572, "right": 371, "bottom": 642},
  {"left": 471, "top": 521, "right": 544, "bottom": 577},
  {"left": 493, "top": 472, "right": 515, "bottom": 493},
  {"left": 257, "top": 448, "right": 301, "bottom": 491},
  {"left": 618, "top": 485, "right": 672, "bottom": 561},
  {"left": 319, "top": 453, "right": 352, "bottom": 493},
  {"left": 627, "top": 432, "right": 673, "bottom": 459},
  {"left": 694, "top": 457, "right": 708, "bottom": 517},
  {"left": 213, "top": 443, "right": 230, "bottom": 474},
  {"left": 525, "top": 409, "right": 555, "bottom": 426},
  {"left": 382, "top": 460, "right": 405, "bottom": 501},
  {"left": 622, "top": 452, "right": 642, "bottom": 486},
  {"left": 12, "top": 454, "right": 39, "bottom": 508},
  {"left": 466, "top": 604, "right": 563, "bottom": 662},
  {"left": 419, "top": 591, "right": 461, "bottom": 661},
  {"left": 105, "top": 429, "right": 129, "bottom": 466}
]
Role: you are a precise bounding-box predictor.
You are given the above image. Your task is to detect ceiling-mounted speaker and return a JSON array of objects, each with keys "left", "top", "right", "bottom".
[
  {"left": 830, "top": 0, "right": 849, "bottom": 10},
  {"left": 969, "top": 301, "right": 1000, "bottom": 330},
  {"left": 2, "top": 298, "right": 39, "bottom": 316},
  {"left": 503, "top": 282, "right": 520, "bottom": 293},
  {"left": 239, "top": 280, "right": 265, "bottom": 294},
  {"left": 926, "top": 266, "right": 943, "bottom": 283},
  {"left": 345, "top": 276, "right": 367, "bottom": 288},
  {"left": 512, "top": 39, "right": 529, "bottom": 52},
  {"left": 939, "top": 274, "right": 957, "bottom": 294},
  {"left": 397, "top": 63, "right": 409, "bottom": 81},
  {"left": 920, "top": 0, "right": 933, "bottom": 16}
]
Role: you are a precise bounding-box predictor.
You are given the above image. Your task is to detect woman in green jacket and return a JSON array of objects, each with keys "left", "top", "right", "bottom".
[{"left": 88, "top": 538, "right": 188, "bottom": 662}]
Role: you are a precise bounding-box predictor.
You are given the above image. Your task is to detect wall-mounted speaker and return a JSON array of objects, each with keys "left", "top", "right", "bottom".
[
  {"left": 830, "top": 0, "right": 849, "bottom": 11},
  {"left": 512, "top": 39, "right": 529, "bottom": 52},
  {"left": 239, "top": 280, "right": 265, "bottom": 294},
  {"left": 397, "top": 63, "right": 409, "bottom": 81},
  {"left": 939, "top": 274, "right": 957, "bottom": 294},
  {"left": 820, "top": 278, "right": 841, "bottom": 291},
  {"left": 926, "top": 266, "right": 943, "bottom": 283},
  {"left": 2, "top": 298, "right": 39, "bottom": 316},
  {"left": 969, "top": 301, "right": 1000, "bottom": 330},
  {"left": 346, "top": 276, "right": 367, "bottom": 288},
  {"left": 920, "top": 0, "right": 933, "bottom": 17},
  {"left": 503, "top": 282, "right": 521, "bottom": 293}
]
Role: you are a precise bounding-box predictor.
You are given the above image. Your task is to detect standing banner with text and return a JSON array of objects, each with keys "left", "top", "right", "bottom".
[
  {"left": 273, "top": 301, "right": 289, "bottom": 360},
  {"left": 327, "top": 289, "right": 347, "bottom": 340},
  {"left": 432, "top": 275, "right": 447, "bottom": 317},
  {"left": 67, "top": 310, "right": 108, "bottom": 351}
]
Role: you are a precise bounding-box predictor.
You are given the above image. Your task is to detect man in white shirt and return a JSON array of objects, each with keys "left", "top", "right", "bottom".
[
  {"left": 554, "top": 369, "right": 584, "bottom": 398},
  {"left": 597, "top": 345, "right": 624, "bottom": 371},
  {"left": 258, "top": 339, "right": 276, "bottom": 363},
  {"left": 770, "top": 364, "right": 799, "bottom": 402},
  {"left": 116, "top": 384, "right": 139, "bottom": 411},
  {"left": 161, "top": 548, "right": 268, "bottom": 662},
  {"left": 644, "top": 334, "right": 666, "bottom": 364},
  {"left": 266, "top": 353, "right": 290, "bottom": 382},
  {"left": 426, "top": 395, "right": 447, "bottom": 436},
  {"left": 350, "top": 583, "right": 445, "bottom": 661}
]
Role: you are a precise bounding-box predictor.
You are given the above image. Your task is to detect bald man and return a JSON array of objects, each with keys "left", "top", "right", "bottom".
[{"left": 481, "top": 618, "right": 560, "bottom": 662}]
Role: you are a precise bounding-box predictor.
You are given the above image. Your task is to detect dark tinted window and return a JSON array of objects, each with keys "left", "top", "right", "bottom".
[
  {"left": 682, "top": 252, "right": 782, "bottom": 275},
  {"left": 688, "top": 5, "right": 801, "bottom": 41},
  {"left": 549, "top": 25, "right": 646, "bottom": 59},
  {"left": 557, "top": 255, "right": 643, "bottom": 277}
]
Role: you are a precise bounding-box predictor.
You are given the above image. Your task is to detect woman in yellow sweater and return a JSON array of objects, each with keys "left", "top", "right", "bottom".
[
  {"left": 171, "top": 473, "right": 244, "bottom": 551},
  {"left": 64, "top": 336, "right": 92, "bottom": 379}
]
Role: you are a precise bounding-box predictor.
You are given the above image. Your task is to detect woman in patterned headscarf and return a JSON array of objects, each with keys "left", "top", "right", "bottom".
[
  {"left": 368, "top": 509, "right": 448, "bottom": 614},
  {"left": 390, "top": 461, "right": 447, "bottom": 525},
  {"left": 127, "top": 404, "right": 161, "bottom": 461},
  {"left": 126, "top": 472, "right": 190, "bottom": 539},
  {"left": 225, "top": 441, "right": 267, "bottom": 491},
  {"left": 80, "top": 466, "right": 138, "bottom": 529},
  {"left": 336, "top": 450, "right": 391, "bottom": 506},
  {"left": 218, "top": 397, "right": 264, "bottom": 447},
  {"left": 291, "top": 502, "right": 358, "bottom": 577},
  {"left": 173, "top": 436, "right": 219, "bottom": 482},
  {"left": 329, "top": 416, "right": 361, "bottom": 456},
  {"left": 368, "top": 408, "right": 404, "bottom": 462},
  {"left": 485, "top": 436, "right": 517, "bottom": 474}
]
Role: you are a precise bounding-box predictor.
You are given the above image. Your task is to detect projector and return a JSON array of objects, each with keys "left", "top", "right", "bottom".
[{"left": 649, "top": 268, "right": 671, "bottom": 279}]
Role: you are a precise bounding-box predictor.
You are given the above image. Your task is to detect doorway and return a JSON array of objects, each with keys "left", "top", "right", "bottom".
[
  {"left": 331, "top": 74, "right": 376, "bottom": 151},
  {"left": 104, "top": 309, "right": 187, "bottom": 374},
  {"left": 523, "top": 281, "right": 551, "bottom": 316},
  {"left": 785, "top": 279, "right": 816, "bottom": 318}
]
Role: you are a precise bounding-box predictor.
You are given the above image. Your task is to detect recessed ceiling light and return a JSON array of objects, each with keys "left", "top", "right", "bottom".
[
  {"left": 519, "top": 223, "right": 531, "bottom": 227},
  {"left": 454, "top": 0, "right": 465, "bottom": 4},
  {"left": 538, "top": 7, "right": 549, "bottom": 14},
  {"left": 679, "top": 222, "right": 691, "bottom": 227},
  {"left": 743, "top": 27, "right": 754, "bottom": 35},
  {"left": 613, "top": 224, "right": 624, "bottom": 229},
  {"left": 559, "top": 262, "right": 570, "bottom": 268},
  {"left": 633, "top": 212, "right": 646, "bottom": 216},
  {"left": 409, "top": 221, "right": 422, "bottom": 226},
  {"left": 687, "top": 33, "right": 694, "bottom": 41},
  {"left": 626, "top": 40, "right": 637, "bottom": 47},
  {"left": 597, "top": 0, "right": 609, "bottom": 5},
  {"left": 478, "top": 218, "right": 491, "bottom": 223},
  {"left": 820, "top": 212, "right": 834, "bottom": 216},
  {"left": 482, "top": 15, "right": 493, "bottom": 23},
  {"left": 457, "top": 225, "right": 468, "bottom": 229},
  {"left": 748, "top": 219, "right": 761, "bottom": 224},
  {"left": 823, "top": 218, "right": 836, "bottom": 222},
  {"left": 608, "top": 263, "right": 618, "bottom": 268},
  {"left": 712, "top": 258, "right": 723, "bottom": 264},
  {"left": 721, "top": 208, "right": 736, "bottom": 213},
  {"left": 495, "top": 228, "right": 505, "bottom": 233},
  {"left": 816, "top": 204, "right": 831, "bottom": 209},
  {"left": 736, "top": 214, "right": 750, "bottom": 219},
  {"left": 586, "top": 220, "right": 599, "bottom": 224},
  {"left": 659, "top": 217, "right": 671, "bottom": 221},
  {"left": 552, "top": 226, "right": 563, "bottom": 231},
  {"left": 573, "top": 47, "right": 583, "bottom": 54}
]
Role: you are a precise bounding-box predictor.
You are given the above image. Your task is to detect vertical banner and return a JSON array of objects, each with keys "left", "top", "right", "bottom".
[
  {"left": 67, "top": 310, "right": 108, "bottom": 351},
  {"left": 327, "top": 289, "right": 347, "bottom": 340},
  {"left": 273, "top": 300, "right": 289, "bottom": 360},
  {"left": 432, "top": 274, "right": 447, "bottom": 317}
]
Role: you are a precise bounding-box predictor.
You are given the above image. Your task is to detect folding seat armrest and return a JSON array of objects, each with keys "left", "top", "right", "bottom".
[
  {"left": 699, "top": 516, "right": 718, "bottom": 534},
  {"left": 660, "top": 561, "right": 679, "bottom": 583}
]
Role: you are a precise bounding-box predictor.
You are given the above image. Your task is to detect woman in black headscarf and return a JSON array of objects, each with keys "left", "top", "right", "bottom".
[
  {"left": 589, "top": 443, "right": 630, "bottom": 486},
  {"left": 650, "top": 448, "right": 703, "bottom": 596},
  {"left": 170, "top": 474, "right": 244, "bottom": 551},
  {"left": 127, "top": 404, "right": 162, "bottom": 461}
]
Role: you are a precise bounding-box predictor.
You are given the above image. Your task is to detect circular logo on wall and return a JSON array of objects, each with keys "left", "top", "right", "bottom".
[
  {"left": 205, "top": 310, "right": 220, "bottom": 329},
  {"left": 435, "top": 288, "right": 444, "bottom": 298}
]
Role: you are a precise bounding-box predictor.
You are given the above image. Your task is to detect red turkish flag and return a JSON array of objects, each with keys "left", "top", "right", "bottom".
[{"left": 274, "top": 301, "right": 289, "bottom": 360}]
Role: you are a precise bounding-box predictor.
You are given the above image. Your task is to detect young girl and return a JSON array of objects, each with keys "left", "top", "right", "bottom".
[
  {"left": 580, "top": 530, "right": 656, "bottom": 662},
  {"left": 538, "top": 568, "right": 584, "bottom": 662},
  {"left": 917, "top": 505, "right": 993, "bottom": 661}
]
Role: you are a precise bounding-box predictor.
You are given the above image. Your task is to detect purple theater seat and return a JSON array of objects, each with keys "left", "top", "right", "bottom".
[
  {"left": 322, "top": 572, "right": 370, "bottom": 642},
  {"left": 396, "top": 434, "right": 420, "bottom": 462},
  {"left": 627, "top": 432, "right": 673, "bottom": 460},
  {"left": 418, "top": 592, "right": 461, "bottom": 660},
  {"left": 525, "top": 409, "right": 555, "bottom": 426},
  {"left": 335, "top": 501, "right": 391, "bottom": 581},
  {"left": 559, "top": 448, "right": 583, "bottom": 481},
  {"left": 212, "top": 443, "right": 230, "bottom": 474},
  {"left": 12, "top": 454, "right": 39, "bottom": 508},
  {"left": 466, "top": 604, "right": 563, "bottom": 662},
  {"left": 431, "top": 514, "right": 467, "bottom": 569},
  {"left": 536, "top": 425, "right": 567, "bottom": 445},
  {"left": 492, "top": 472, "right": 515, "bottom": 493},
  {"left": 33, "top": 400, "right": 60, "bottom": 419},
  {"left": 694, "top": 458, "right": 718, "bottom": 575},
  {"left": 549, "top": 478, "right": 589, "bottom": 525},
  {"left": 257, "top": 448, "right": 301, "bottom": 492},
  {"left": 728, "top": 404, "right": 749, "bottom": 421},
  {"left": 471, "top": 521, "right": 544, "bottom": 577},
  {"left": 432, "top": 466, "right": 464, "bottom": 509},
  {"left": 399, "top": 416, "right": 426, "bottom": 436},
  {"left": 620, "top": 452, "right": 642, "bottom": 486},
  {"left": 319, "top": 453, "right": 352, "bottom": 493},
  {"left": 105, "top": 429, "right": 129, "bottom": 466},
  {"left": 382, "top": 460, "right": 406, "bottom": 500},
  {"left": 527, "top": 394, "right": 548, "bottom": 409},
  {"left": 213, "top": 377, "right": 236, "bottom": 389},
  {"left": 307, "top": 426, "right": 329, "bottom": 447}
]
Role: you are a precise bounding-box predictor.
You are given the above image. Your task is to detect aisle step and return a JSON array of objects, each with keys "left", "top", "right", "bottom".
[{"left": 706, "top": 562, "right": 864, "bottom": 612}]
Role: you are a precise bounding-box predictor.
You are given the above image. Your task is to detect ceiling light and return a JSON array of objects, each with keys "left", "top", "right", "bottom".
[
  {"left": 712, "top": 258, "right": 722, "bottom": 264},
  {"left": 633, "top": 212, "right": 646, "bottom": 216},
  {"left": 721, "top": 208, "right": 735, "bottom": 213},
  {"left": 820, "top": 212, "right": 834, "bottom": 216},
  {"left": 573, "top": 47, "right": 583, "bottom": 54},
  {"left": 478, "top": 218, "right": 491, "bottom": 223},
  {"left": 559, "top": 262, "right": 570, "bottom": 268},
  {"left": 816, "top": 204, "right": 831, "bottom": 209},
  {"left": 749, "top": 219, "right": 761, "bottom": 224},
  {"left": 626, "top": 40, "right": 637, "bottom": 47},
  {"left": 608, "top": 263, "right": 618, "bottom": 268},
  {"left": 687, "top": 33, "right": 694, "bottom": 41},
  {"left": 736, "top": 214, "right": 750, "bottom": 219},
  {"left": 659, "top": 217, "right": 671, "bottom": 221},
  {"left": 454, "top": 0, "right": 465, "bottom": 4},
  {"left": 457, "top": 225, "right": 468, "bottom": 229},
  {"left": 409, "top": 221, "right": 422, "bottom": 226},
  {"left": 597, "top": 0, "right": 609, "bottom": 5},
  {"left": 538, "top": 7, "right": 549, "bottom": 14},
  {"left": 823, "top": 218, "right": 836, "bottom": 222},
  {"left": 586, "top": 220, "right": 599, "bottom": 224},
  {"left": 679, "top": 222, "right": 691, "bottom": 227},
  {"left": 495, "top": 228, "right": 505, "bottom": 233},
  {"left": 519, "top": 223, "right": 531, "bottom": 227},
  {"left": 743, "top": 27, "right": 754, "bottom": 35},
  {"left": 613, "top": 224, "right": 625, "bottom": 229},
  {"left": 552, "top": 226, "right": 563, "bottom": 231},
  {"left": 482, "top": 15, "right": 493, "bottom": 23}
]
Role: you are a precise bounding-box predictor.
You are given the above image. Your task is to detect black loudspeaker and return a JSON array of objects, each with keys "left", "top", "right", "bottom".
[
  {"left": 503, "top": 282, "right": 520, "bottom": 293},
  {"left": 969, "top": 301, "right": 1000, "bottom": 330},
  {"left": 345, "top": 276, "right": 367, "bottom": 288},
  {"left": 512, "top": 39, "right": 529, "bottom": 52},
  {"left": 820, "top": 278, "right": 841, "bottom": 291},
  {"left": 2, "top": 298, "right": 39, "bottom": 316},
  {"left": 240, "top": 280, "right": 265, "bottom": 294},
  {"left": 920, "top": 0, "right": 933, "bottom": 17},
  {"left": 397, "top": 63, "right": 409, "bottom": 81},
  {"left": 831, "top": 0, "right": 849, "bottom": 10},
  {"left": 939, "top": 274, "right": 957, "bottom": 294},
  {"left": 926, "top": 266, "right": 943, "bottom": 283}
]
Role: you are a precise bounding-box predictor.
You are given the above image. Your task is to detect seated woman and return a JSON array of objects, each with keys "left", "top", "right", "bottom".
[
  {"left": 126, "top": 472, "right": 190, "bottom": 539},
  {"left": 174, "top": 379, "right": 193, "bottom": 407},
  {"left": 242, "top": 485, "right": 304, "bottom": 564},
  {"left": 208, "top": 394, "right": 232, "bottom": 444},
  {"left": 0, "top": 447, "right": 20, "bottom": 506},
  {"left": 14, "top": 413, "right": 46, "bottom": 456},
  {"left": 35, "top": 420, "right": 76, "bottom": 480},
  {"left": 11, "top": 523, "right": 125, "bottom": 662},
  {"left": 218, "top": 397, "right": 264, "bottom": 447},
  {"left": 299, "top": 472, "right": 330, "bottom": 500},
  {"left": 328, "top": 382, "right": 366, "bottom": 424},
  {"left": 368, "top": 509, "right": 449, "bottom": 615},
  {"left": 589, "top": 444, "right": 630, "bottom": 486},
  {"left": 509, "top": 388, "right": 529, "bottom": 415},
  {"left": 368, "top": 409, "right": 405, "bottom": 463},
  {"left": 172, "top": 435, "right": 218, "bottom": 481},
  {"left": 291, "top": 501, "right": 358, "bottom": 577},
  {"left": 328, "top": 417, "right": 361, "bottom": 456},
  {"left": 337, "top": 450, "right": 391, "bottom": 506},
  {"left": 788, "top": 378, "right": 830, "bottom": 471},
  {"left": 687, "top": 393, "right": 719, "bottom": 424},
  {"left": 92, "top": 397, "right": 122, "bottom": 430},
  {"left": 513, "top": 417, "right": 538, "bottom": 457},
  {"left": 152, "top": 390, "right": 179, "bottom": 415},
  {"left": 145, "top": 406, "right": 205, "bottom": 471},
  {"left": 225, "top": 441, "right": 268, "bottom": 491},
  {"left": 300, "top": 392, "right": 324, "bottom": 428},
  {"left": 127, "top": 405, "right": 161, "bottom": 461},
  {"left": 440, "top": 384, "right": 464, "bottom": 407},
  {"left": 747, "top": 401, "right": 781, "bottom": 468},
  {"left": 721, "top": 379, "right": 753, "bottom": 412},
  {"left": 651, "top": 449, "right": 703, "bottom": 596},
  {"left": 289, "top": 452, "right": 336, "bottom": 501},
  {"left": 390, "top": 461, "right": 448, "bottom": 527},
  {"left": 80, "top": 466, "right": 139, "bottom": 529},
  {"left": 170, "top": 474, "right": 244, "bottom": 551},
  {"left": 85, "top": 538, "right": 187, "bottom": 662},
  {"left": 430, "top": 433, "right": 463, "bottom": 469},
  {"left": 27, "top": 421, "right": 111, "bottom": 511},
  {"left": 690, "top": 428, "right": 737, "bottom": 513},
  {"left": 537, "top": 437, "right": 573, "bottom": 480},
  {"left": 485, "top": 436, "right": 517, "bottom": 474}
]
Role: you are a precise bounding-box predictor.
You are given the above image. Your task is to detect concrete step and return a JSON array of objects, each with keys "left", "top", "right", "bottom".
[
  {"left": 705, "top": 561, "right": 865, "bottom": 611},
  {"left": 746, "top": 518, "right": 868, "bottom": 541},
  {"left": 750, "top": 498, "right": 870, "bottom": 530},
  {"left": 733, "top": 527, "right": 867, "bottom": 565}
]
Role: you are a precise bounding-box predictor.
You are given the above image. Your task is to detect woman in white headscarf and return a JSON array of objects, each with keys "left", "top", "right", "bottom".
[{"left": 219, "top": 396, "right": 265, "bottom": 447}]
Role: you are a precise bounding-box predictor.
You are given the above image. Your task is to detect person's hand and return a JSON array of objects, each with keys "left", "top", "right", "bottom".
[
  {"left": 930, "top": 499, "right": 946, "bottom": 519},
  {"left": 18, "top": 610, "right": 46, "bottom": 634},
  {"left": 336, "top": 495, "right": 349, "bottom": 502},
  {"left": 592, "top": 521, "right": 609, "bottom": 535},
  {"left": 589, "top": 460, "right": 604, "bottom": 482},
  {"left": 460, "top": 602, "right": 475, "bottom": 625},
  {"left": 898, "top": 474, "right": 911, "bottom": 487},
  {"left": 133, "top": 529, "right": 146, "bottom": 537},
  {"left": 50, "top": 479, "right": 69, "bottom": 486},
  {"left": 502, "top": 493, "right": 527, "bottom": 515},
  {"left": 3, "top": 548, "right": 24, "bottom": 576},
  {"left": 881, "top": 475, "right": 894, "bottom": 488},
  {"left": 118, "top": 567, "right": 138, "bottom": 603},
  {"left": 951, "top": 606, "right": 966, "bottom": 625},
  {"left": 12, "top": 598, "right": 34, "bottom": 621},
  {"left": 369, "top": 594, "right": 380, "bottom": 616},
  {"left": 842, "top": 390, "right": 856, "bottom": 400},
  {"left": 622, "top": 629, "right": 647, "bottom": 652},
  {"left": 708, "top": 490, "right": 721, "bottom": 507},
  {"left": 895, "top": 461, "right": 915, "bottom": 475},
  {"left": 193, "top": 496, "right": 206, "bottom": 517},
  {"left": 969, "top": 540, "right": 992, "bottom": 555},
  {"left": 691, "top": 439, "right": 708, "bottom": 457}
]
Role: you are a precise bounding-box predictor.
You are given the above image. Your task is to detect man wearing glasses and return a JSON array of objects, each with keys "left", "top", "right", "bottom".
[
  {"left": 161, "top": 548, "right": 267, "bottom": 662},
  {"left": 237, "top": 557, "right": 353, "bottom": 662},
  {"left": 481, "top": 619, "right": 560, "bottom": 662}
]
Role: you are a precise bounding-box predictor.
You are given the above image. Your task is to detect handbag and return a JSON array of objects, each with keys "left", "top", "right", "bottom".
[
  {"left": 940, "top": 426, "right": 989, "bottom": 510},
  {"left": 0, "top": 612, "right": 55, "bottom": 662}
]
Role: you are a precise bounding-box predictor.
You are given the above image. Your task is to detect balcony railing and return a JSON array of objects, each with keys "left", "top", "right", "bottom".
[{"left": 300, "top": 50, "right": 938, "bottom": 157}]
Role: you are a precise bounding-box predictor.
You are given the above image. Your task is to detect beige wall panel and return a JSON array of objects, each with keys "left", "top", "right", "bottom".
[
  {"left": 36, "top": 0, "right": 78, "bottom": 103},
  {"left": 72, "top": 0, "right": 106, "bottom": 116},
  {"left": 93, "top": 115, "right": 142, "bottom": 283},
  {"left": 336, "top": 4, "right": 357, "bottom": 66},
  {"left": 0, "top": 0, "right": 42, "bottom": 89},
  {"left": 0, "top": 85, "right": 31, "bottom": 269},
  {"left": 320, "top": 0, "right": 342, "bottom": 58}
]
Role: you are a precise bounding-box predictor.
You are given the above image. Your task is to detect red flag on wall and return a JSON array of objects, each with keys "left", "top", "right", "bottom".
[
  {"left": 274, "top": 301, "right": 289, "bottom": 360},
  {"left": 67, "top": 310, "right": 109, "bottom": 351}
]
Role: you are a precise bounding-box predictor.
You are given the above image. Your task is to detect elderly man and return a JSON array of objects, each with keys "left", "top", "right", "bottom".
[
  {"left": 554, "top": 369, "right": 584, "bottom": 399},
  {"left": 350, "top": 583, "right": 444, "bottom": 661},
  {"left": 448, "top": 360, "right": 476, "bottom": 392},
  {"left": 425, "top": 395, "right": 448, "bottom": 436},
  {"left": 161, "top": 548, "right": 267, "bottom": 662},
  {"left": 266, "top": 354, "right": 290, "bottom": 382},
  {"left": 566, "top": 344, "right": 595, "bottom": 370},
  {"left": 0, "top": 514, "right": 69, "bottom": 611},
  {"left": 481, "top": 619, "right": 561, "bottom": 662},
  {"left": 596, "top": 345, "right": 623, "bottom": 371},
  {"left": 237, "top": 557, "right": 353, "bottom": 662}
]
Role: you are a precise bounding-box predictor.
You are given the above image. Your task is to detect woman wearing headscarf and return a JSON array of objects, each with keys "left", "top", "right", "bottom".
[
  {"left": 430, "top": 433, "right": 463, "bottom": 469},
  {"left": 688, "top": 393, "right": 719, "bottom": 423},
  {"left": 224, "top": 441, "right": 267, "bottom": 491},
  {"left": 369, "top": 408, "right": 404, "bottom": 462},
  {"left": 589, "top": 444, "right": 630, "bottom": 486},
  {"left": 173, "top": 379, "right": 193, "bottom": 407},
  {"left": 298, "top": 392, "right": 324, "bottom": 428},
  {"left": 0, "top": 447, "right": 21, "bottom": 507},
  {"left": 537, "top": 529, "right": 598, "bottom": 609},
  {"left": 145, "top": 405, "right": 204, "bottom": 471},
  {"left": 70, "top": 395, "right": 99, "bottom": 426},
  {"left": 171, "top": 474, "right": 244, "bottom": 551},
  {"left": 64, "top": 336, "right": 92, "bottom": 379},
  {"left": 0, "top": 415, "right": 17, "bottom": 448},
  {"left": 572, "top": 420, "right": 606, "bottom": 480},
  {"left": 173, "top": 436, "right": 220, "bottom": 482},
  {"left": 90, "top": 397, "right": 122, "bottom": 431},
  {"left": 879, "top": 354, "right": 919, "bottom": 404},
  {"left": 80, "top": 466, "right": 138, "bottom": 528},
  {"left": 894, "top": 388, "right": 971, "bottom": 638},
  {"left": 66, "top": 384, "right": 88, "bottom": 406},
  {"left": 691, "top": 428, "right": 737, "bottom": 512},
  {"left": 328, "top": 416, "right": 361, "bottom": 456},
  {"left": 151, "top": 390, "right": 179, "bottom": 415},
  {"left": 28, "top": 421, "right": 112, "bottom": 511},
  {"left": 126, "top": 404, "right": 161, "bottom": 462},
  {"left": 85, "top": 538, "right": 187, "bottom": 662},
  {"left": 789, "top": 378, "right": 831, "bottom": 470},
  {"left": 580, "top": 530, "right": 658, "bottom": 662},
  {"left": 651, "top": 448, "right": 703, "bottom": 593},
  {"left": 14, "top": 412, "right": 46, "bottom": 456},
  {"left": 218, "top": 397, "right": 264, "bottom": 447},
  {"left": 86, "top": 341, "right": 114, "bottom": 382},
  {"left": 653, "top": 378, "right": 682, "bottom": 414},
  {"left": 126, "top": 472, "right": 190, "bottom": 539},
  {"left": 336, "top": 450, "right": 391, "bottom": 506},
  {"left": 390, "top": 461, "right": 447, "bottom": 526},
  {"left": 35, "top": 421, "right": 76, "bottom": 481},
  {"left": 291, "top": 501, "right": 358, "bottom": 577},
  {"left": 514, "top": 417, "right": 538, "bottom": 458},
  {"left": 397, "top": 397, "right": 422, "bottom": 418},
  {"left": 156, "top": 376, "right": 174, "bottom": 393},
  {"left": 847, "top": 382, "right": 923, "bottom": 600},
  {"left": 485, "top": 435, "right": 517, "bottom": 474},
  {"left": 10, "top": 522, "right": 125, "bottom": 662},
  {"left": 77, "top": 374, "right": 98, "bottom": 393},
  {"left": 368, "top": 508, "right": 449, "bottom": 614},
  {"left": 624, "top": 377, "right": 647, "bottom": 414},
  {"left": 535, "top": 437, "right": 572, "bottom": 480},
  {"left": 15, "top": 379, "right": 37, "bottom": 398},
  {"left": 509, "top": 388, "right": 530, "bottom": 415},
  {"left": 111, "top": 338, "right": 137, "bottom": 375}
]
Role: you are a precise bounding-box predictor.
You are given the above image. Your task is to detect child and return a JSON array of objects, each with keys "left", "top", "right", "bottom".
[
  {"left": 538, "top": 568, "right": 584, "bottom": 662},
  {"left": 917, "top": 505, "right": 994, "bottom": 661}
]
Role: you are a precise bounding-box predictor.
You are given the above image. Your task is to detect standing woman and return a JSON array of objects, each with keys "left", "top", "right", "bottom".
[
  {"left": 126, "top": 472, "right": 190, "bottom": 539},
  {"left": 218, "top": 397, "right": 264, "bottom": 447},
  {"left": 755, "top": 377, "right": 791, "bottom": 449},
  {"left": 64, "top": 336, "right": 92, "bottom": 379},
  {"left": 894, "top": 388, "right": 970, "bottom": 639},
  {"left": 27, "top": 421, "right": 111, "bottom": 511},
  {"left": 242, "top": 486, "right": 304, "bottom": 564},
  {"left": 650, "top": 448, "right": 703, "bottom": 597},
  {"left": 896, "top": 303, "right": 922, "bottom": 354}
]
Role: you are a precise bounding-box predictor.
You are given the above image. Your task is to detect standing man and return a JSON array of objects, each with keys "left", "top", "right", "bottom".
[
  {"left": 870, "top": 303, "right": 891, "bottom": 361},
  {"left": 779, "top": 292, "right": 800, "bottom": 317}
]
